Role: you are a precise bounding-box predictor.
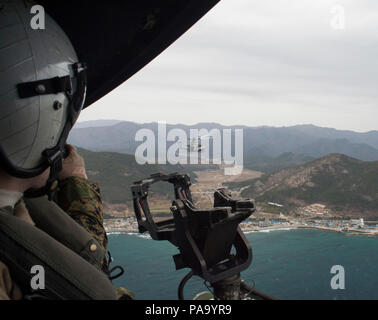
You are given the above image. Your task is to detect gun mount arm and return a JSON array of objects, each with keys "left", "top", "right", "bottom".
[{"left": 130, "top": 172, "right": 276, "bottom": 300}]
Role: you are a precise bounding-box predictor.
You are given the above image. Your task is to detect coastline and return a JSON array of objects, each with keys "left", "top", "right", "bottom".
[{"left": 106, "top": 224, "right": 378, "bottom": 237}]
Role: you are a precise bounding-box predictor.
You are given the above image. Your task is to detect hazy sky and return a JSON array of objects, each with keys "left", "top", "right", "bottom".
[{"left": 80, "top": 0, "right": 378, "bottom": 132}]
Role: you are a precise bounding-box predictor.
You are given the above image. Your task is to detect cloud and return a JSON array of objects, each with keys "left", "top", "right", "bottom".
[{"left": 81, "top": 0, "right": 378, "bottom": 132}]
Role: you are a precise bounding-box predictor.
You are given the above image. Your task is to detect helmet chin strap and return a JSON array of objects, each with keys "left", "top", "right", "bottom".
[{"left": 24, "top": 148, "right": 65, "bottom": 200}]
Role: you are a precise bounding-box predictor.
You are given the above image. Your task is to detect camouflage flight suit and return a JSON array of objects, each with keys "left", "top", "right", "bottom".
[
  {"left": 57, "top": 177, "right": 108, "bottom": 260},
  {"left": 57, "top": 176, "right": 134, "bottom": 300}
]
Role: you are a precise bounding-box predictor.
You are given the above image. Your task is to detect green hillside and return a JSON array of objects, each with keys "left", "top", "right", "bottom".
[
  {"left": 231, "top": 154, "right": 378, "bottom": 216},
  {"left": 77, "top": 148, "right": 197, "bottom": 203},
  {"left": 245, "top": 152, "right": 315, "bottom": 173}
]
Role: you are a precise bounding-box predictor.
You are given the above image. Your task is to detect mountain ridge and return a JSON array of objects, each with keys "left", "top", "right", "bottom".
[
  {"left": 69, "top": 121, "right": 378, "bottom": 162},
  {"left": 234, "top": 153, "right": 378, "bottom": 218}
]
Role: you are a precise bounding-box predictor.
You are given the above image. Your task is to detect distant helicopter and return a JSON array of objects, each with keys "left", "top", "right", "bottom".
[{"left": 179, "top": 135, "right": 212, "bottom": 153}]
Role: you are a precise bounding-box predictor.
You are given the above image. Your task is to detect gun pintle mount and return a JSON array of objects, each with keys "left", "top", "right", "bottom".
[{"left": 131, "top": 172, "right": 255, "bottom": 284}]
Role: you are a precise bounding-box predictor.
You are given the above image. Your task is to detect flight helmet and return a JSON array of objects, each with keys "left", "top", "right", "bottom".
[{"left": 0, "top": 0, "right": 87, "bottom": 194}]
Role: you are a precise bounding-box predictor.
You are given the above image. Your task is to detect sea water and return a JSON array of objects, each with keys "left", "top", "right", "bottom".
[{"left": 108, "top": 229, "right": 378, "bottom": 300}]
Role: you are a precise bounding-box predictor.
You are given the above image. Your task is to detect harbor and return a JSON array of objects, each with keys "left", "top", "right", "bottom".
[{"left": 104, "top": 216, "right": 378, "bottom": 236}]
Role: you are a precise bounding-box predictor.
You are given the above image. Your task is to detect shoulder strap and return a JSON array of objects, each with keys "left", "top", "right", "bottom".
[
  {"left": 0, "top": 207, "right": 117, "bottom": 300},
  {"left": 24, "top": 196, "right": 104, "bottom": 269}
]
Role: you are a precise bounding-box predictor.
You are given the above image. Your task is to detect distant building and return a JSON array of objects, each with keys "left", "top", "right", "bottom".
[
  {"left": 350, "top": 218, "right": 364, "bottom": 228},
  {"left": 299, "top": 203, "right": 328, "bottom": 216},
  {"left": 268, "top": 202, "right": 283, "bottom": 207}
]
